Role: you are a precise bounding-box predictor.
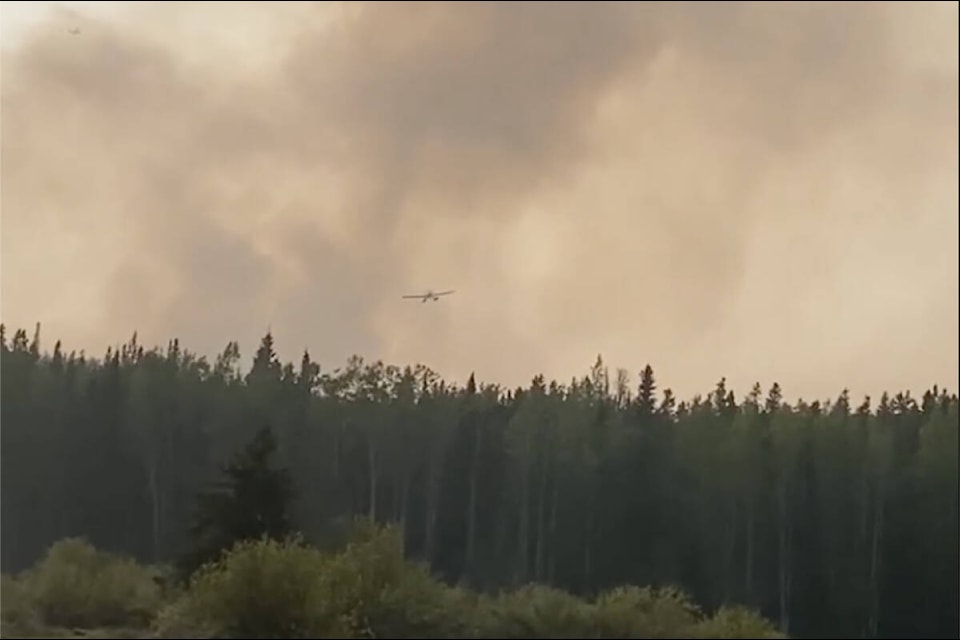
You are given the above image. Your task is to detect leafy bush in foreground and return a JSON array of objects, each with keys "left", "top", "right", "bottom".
[
  {"left": 315, "top": 519, "right": 472, "bottom": 638},
  {"left": 15, "top": 538, "right": 162, "bottom": 629},
  {"left": 689, "top": 605, "right": 786, "bottom": 639},
  {"left": 155, "top": 535, "right": 333, "bottom": 639},
  {"left": 2, "top": 572, "right": 42, "bottom": 633},
  {"left": 479, "top": 584, "right": 596, "bottom": 639},
  {"left": 477, "top": 583, "right": 780, "bottom": 639},
  {"left": 592, "top": 585, "right": 702, "bottom": 638},
  {"left": 157, "top": 520, "right": 474, "bottom": 639},
  {"left": 16, "top": 528, "right": 783, "bottom": 638}
]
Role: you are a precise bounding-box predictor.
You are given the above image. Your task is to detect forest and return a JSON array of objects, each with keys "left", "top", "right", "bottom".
[{"left": 1, "top": 322, "right": 957, "bottom": 639}]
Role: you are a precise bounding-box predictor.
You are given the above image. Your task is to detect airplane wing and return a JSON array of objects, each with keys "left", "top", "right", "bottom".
[
  {"left": 435, "top": 290, "right": 455, "bottom": 296},
  {"left": 402, "top": 294, "right": 425, "bottom": 299}
]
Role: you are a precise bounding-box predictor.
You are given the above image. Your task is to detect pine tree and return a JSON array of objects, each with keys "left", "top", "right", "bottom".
[
  {"left": 765, "top": 382, "right": 783, "bottom": 414},
  {"left": 179, "top": 425, "right": 296, "bottom": 580},
  {"left": 659, "top": 388, "right": 676, "bottom": 419},
  {"left": 636, "top": 364, "right": 657, "bottom": 418},
  {"left": 247, "top": 331, "right": 281, "bottom": 386}
]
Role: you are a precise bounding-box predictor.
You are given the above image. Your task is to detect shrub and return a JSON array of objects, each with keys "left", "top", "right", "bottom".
[
  {"left": 152, "top": 595, "right": 231, "bottom": 639},
  {"left": 593, "top": 585, "right": 702, "bottom": 638},
  {"left": 152, "top": 519, "right": 785, "bottom": 639},
  {"left": 691, "top": 605, "right": 786, "bottom": 639},
  {"left": 2, "top": 573, "right": 33, "bottom": 624},
  {"left": 314, "top": 519, "right": 467, "bottom": 638},
  {"left": 479, "top": 584, "right": 597, "bottom": 639},
  {"left": 1, "top": 573, "right": 43, "bottom": 636},
  {"left": 20, "top": 538, "right": 162, "bottom": 629},
  {"left": 156, "top": 520, "right": 468, "bottom": 639},
  {"left": 155, "top": 534, "right": 336, "bottom": 639}
]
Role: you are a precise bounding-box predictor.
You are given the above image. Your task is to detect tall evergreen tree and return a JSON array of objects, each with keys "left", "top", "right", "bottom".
[
  {"left": 179, "top": 425, "right": 296, "bottom": 579},
  {"left": 636, "top": 365, "right": 657, "bottom": 418}
]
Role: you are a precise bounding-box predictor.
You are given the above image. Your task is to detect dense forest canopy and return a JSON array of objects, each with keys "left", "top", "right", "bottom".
[{"left": 1, "top": 322, "right": 957, "bottom": 639}]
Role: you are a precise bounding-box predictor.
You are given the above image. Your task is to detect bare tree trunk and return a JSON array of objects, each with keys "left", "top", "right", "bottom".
[
  {"left": 534, "top": 454, "right": 548, "bottom": 582},
  {"left": 495, "top": 499, "right": 508, "bottom": 569},
  {"left": 745, "top": 501, "right": 755, "bottom": 603},
  {"left": 868, "top": 487, "right": 884, "bottom": 638},
  {"left": 583, "top": 508, "right": 594, "bottom": 593},
  {"left": 778, "top": 484, "right": 792, "bottom": 635},
  {"left": 725, "top": 499, "right": 738, "bottom": 602},
  {"left": 465, "top": 424, "right": 483, "bottom": 577},
  {"left": 517, "top": 461, "right": 530, "bottom": 583},
  {"left": 786, "top": 522, "right": 793, "bottom": 632},
  {"left": 859, "top": 470, "right": 870, "bottom": 551},
  {"left": 400, "top": 472, "right": 410, "bottom": 542},
  {"left": 424, "top": 455, "right": 440, "bottom": 564},
  {"left": 859, "top": 468, "right": 871, "bottom": 635},
  {"left": 333, "top": 420, "right": 344, "bottom": 483},
  {"left": 548, "top": 471, "right": 560, "bottom": 585},
  {"left": 392, "top": 475, "right": 401, "bottom": 522},
  {"left": 147, "top": 460, "right": 161, "bottom": 563},
  {"left": 367, "top": 438, "right": 377, "bottom": 522}
]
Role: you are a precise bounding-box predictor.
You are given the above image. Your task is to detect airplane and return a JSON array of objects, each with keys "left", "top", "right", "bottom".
[
  {"left": 68, "top": 27, "right": 81, "bottom": 35},
  {"left": 402, "top": 289, "right": 455, "bottom": 303}
]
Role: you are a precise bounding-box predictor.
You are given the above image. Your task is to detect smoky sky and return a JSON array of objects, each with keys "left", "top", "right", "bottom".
[{"left": 1, "top": 1, "right": 957, "bottom": 401}]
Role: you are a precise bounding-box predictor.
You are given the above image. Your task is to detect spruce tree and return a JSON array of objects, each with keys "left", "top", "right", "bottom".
[{"left": 179, "top": 425, "right": 296, "bottom": 579}]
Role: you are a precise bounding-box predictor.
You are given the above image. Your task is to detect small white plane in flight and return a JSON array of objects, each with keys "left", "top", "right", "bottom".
[{"left": 402, "top": 289, "right": 455, "bottom": 303}]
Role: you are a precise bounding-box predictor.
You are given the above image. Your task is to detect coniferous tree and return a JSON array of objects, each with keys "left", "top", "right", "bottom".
[
  {"left": 179, "top": 425, "right": 296, "bottom": 580},
  {"left": 636, "top": 365, "right": 657, "bottom": 418},
  {"left": 1, "top": 322, "right": 957, "bottom": 638}
]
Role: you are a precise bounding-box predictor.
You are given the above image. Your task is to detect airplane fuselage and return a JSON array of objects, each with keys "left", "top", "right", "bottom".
[{"left": 402, "top": 289, "right": 453, "bottom": 303}]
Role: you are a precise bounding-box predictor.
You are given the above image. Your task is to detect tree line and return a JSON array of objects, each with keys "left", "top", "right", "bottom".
[{"left": 1, "top": 323, "right": 956, "bottom": 639}]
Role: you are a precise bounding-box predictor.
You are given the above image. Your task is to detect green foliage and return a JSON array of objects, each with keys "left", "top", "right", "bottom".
[
  {"left": 157, "top": 535, "right": 333, "bottom": 639},
  {"left": 3, "top": 324, "right": 956, "bottom": 638},
  {"left": 15, "top": 538, "right": 162, "bottom": 629},
  {"left": 180, "top": 425, "right": 296, "bottom": 581},
  {"left": 157, "top": 520, "right": 482, "bottom": 639},
  {"left": 5, "top": 530, "right": 785, "bottom": 639},
  {"left": 309, "top": 519, "right": 470, "bottom": 639},
  {"left": 473, "top": 584, "right": 780, "bottom": 639},
  {"left": 689, "top": 605, "right": 786, "bottom": 639},
  {"left": 592, "top": 585, "right": 702, "bottom": 638},
  {"left": 2, "top": 572, "right": 40, "bottom": 631},
  {"left": 481, "top": 584, "right": 596, "bottom": 639}
]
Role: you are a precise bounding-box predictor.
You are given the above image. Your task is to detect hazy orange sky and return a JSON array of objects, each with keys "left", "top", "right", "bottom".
[{"left": 1, "top": 1, "right": 957, "bottom": 402}]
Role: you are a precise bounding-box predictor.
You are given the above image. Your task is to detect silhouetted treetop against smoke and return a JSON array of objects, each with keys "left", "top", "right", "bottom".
[{"left": 3, "top": 1, "right": 956, "bottom": 400}]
